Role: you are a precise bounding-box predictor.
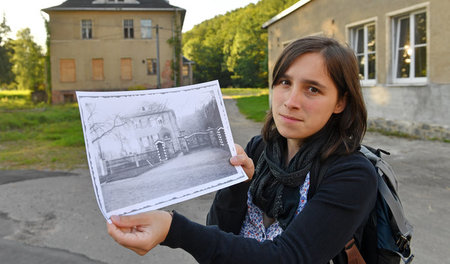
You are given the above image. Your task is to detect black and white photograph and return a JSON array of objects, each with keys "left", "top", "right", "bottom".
[{"left": 77, "top": 80, "right": 247, "bottom": 220}]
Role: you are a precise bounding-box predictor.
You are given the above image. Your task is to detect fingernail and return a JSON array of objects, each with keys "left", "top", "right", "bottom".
[
  {"left": 230, "top": 156, "right": 237, "bottom": 163},
  {"left": 111, "top": 215, "right": 119, "bottom": 222}
]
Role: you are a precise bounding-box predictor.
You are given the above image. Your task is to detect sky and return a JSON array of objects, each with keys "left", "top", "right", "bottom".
[{"left": 0, "top": 0, "right": 260, "bottom": 48}]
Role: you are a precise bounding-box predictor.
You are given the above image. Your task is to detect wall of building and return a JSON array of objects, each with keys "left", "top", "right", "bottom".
[
  {"left": 47, "top": 10, "right": 182, "bottom": 103},
  {"left": 266, "top": 0, "right": 450, "bottom": 139}
]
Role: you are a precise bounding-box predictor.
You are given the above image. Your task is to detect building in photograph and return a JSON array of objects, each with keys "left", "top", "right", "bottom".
[
  {"left": 43, "top": 0, "right": 186, "bottom": 104},
  {"left": 263, "top": 0, "right": 450, "bottom": 140}
]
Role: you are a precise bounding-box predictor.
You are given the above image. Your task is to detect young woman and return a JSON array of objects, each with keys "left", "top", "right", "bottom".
[{"left": 107, "top": 36, "right": 378, "bottom": 264}]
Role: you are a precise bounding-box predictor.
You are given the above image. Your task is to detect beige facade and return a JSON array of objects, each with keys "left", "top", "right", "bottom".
[
  {"left": 43, "top": 1, "right": 186, "bottom": 104},
  {"left": 263, "top": 0, "right": 450, "bottom": 133}
]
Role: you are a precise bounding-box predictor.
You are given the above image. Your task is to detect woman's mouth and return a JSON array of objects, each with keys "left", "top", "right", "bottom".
[{"left": 279, "top": 114, "right": 302, "bottom": 123}]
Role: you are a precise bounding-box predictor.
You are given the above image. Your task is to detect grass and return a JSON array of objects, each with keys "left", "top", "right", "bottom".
[
  {"left": 221, "top": 88, "right": 270, "bottom": 122},
  {"left": 221, "top": 88, "right": 269, "bottom": 98},
  {"left": 235, "top": 94, "right": 269, "bottom": 122},
  {"left": 0, "top": 90, "right": 87, "bottom": 170}
]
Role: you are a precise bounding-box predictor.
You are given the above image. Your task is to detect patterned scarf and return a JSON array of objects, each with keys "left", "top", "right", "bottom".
[{"left": 249, "top": 135, "right": 324, "bottom": 229}]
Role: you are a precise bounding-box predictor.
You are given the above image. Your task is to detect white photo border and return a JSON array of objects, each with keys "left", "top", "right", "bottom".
[{"left": 76, "top": 80, "right": 247, "bottom": 220}]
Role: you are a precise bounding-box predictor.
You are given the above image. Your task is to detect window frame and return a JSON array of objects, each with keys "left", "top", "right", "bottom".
[
  {"left": 350, "top": 22, "right": 377, "bottom": 86},
  {"left": 123, "top": 19, "right": 134, "bottom": 39},
  {"left": 391, "top": 9, "right": 428, "bottom": 84},
  {"left": 81, "top": 19, "right": 92, "bottom": 40},
  {"left": 146, "top": 58, "right": 157, "bottom": 75},
  {"left": 182, "top": 65, "right": 189, "bottom": 77},
  {"left": 141, "top": 19, "right": 152, "bottom": 39}
]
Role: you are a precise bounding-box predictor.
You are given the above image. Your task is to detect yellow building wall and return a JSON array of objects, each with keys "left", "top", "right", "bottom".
[
  {"left": 266, "top": 0, "right": 450, "bottom": 85},
  {"left": 266, "top": 0, "right": 450, "bottom": 129},
  {"left": 47, "top": 10, "right": 182, "bottom": 103}
]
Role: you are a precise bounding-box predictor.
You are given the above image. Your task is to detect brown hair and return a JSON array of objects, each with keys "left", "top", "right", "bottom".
[{"left": 262, "top": 36, "right": 367, "bottom": 159}]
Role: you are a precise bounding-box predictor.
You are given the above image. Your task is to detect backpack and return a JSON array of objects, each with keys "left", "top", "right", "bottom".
[
  {"left": 355, "top": 145, "right": 414, "bottom": 264},
  {"left": 253, "top": 142, "right": 414, "bottom": 264}
]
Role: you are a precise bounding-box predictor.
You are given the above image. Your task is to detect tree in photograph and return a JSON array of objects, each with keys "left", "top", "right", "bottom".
[
  {"left": 10, "top": 28, "right": 45, "bottom": 92},
  {"left": 0, "top": 14, "right": 14, "bottom": 86}
]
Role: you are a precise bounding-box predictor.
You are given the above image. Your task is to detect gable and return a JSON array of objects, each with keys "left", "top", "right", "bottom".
[{"left": 262, "top": 0, "right": 314, "bottom": 29}]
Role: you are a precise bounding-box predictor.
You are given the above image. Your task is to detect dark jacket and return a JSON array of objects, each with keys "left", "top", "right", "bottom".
[{"left": 162, "top": 135, "right": 378, "bottom": 264}]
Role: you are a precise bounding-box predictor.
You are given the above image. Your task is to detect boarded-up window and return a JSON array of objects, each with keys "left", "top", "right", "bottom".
[
  {"left": 92, "top": 58, "right": 104, "bottom": 80},
  {"left": 60, "top": 59, "right": 76, "bottom": 82},
  {"left": 121, "top": 58, "right": 132, "bottom": 80}
]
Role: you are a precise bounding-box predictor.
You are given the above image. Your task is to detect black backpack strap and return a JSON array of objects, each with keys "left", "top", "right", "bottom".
[{"left": 360, "top": 145, "right": 414, "bottom": 263}]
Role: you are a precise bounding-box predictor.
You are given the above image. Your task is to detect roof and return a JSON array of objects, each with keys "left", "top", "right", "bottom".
[
  {"left": 43, "top": 0, "right": 185, "bottom": 27},
  {"left": 182, "top": 56, "right": 195, "bottom": 64},
  {"left": 262, "top": 0, "right": 313, "bottom": 29},
  {"left": 43, "top": 0, "right": 183, "bottom": 11}
]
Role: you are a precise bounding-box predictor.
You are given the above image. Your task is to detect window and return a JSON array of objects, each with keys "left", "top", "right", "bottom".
[
  {"left": 92, "top": 58, "right": 104, "bottom": 81},
  {"left": 350, "top": 23, "right": 376, "bottom": 85},
  {"left": 393, "top": 11, "right": 427, "bottom": 82},
  {"left": 141, "top": 19, "right": 152, "bottom": 39},
  {"left": 147, "top": 58, "right": 157, "bottom": 75},
  {"left": 59, "top": 59, "right": 76, "bottom": 82},
  {"left": 123, "top": 19, "right": 134, "bottom": 39},
  {"left": 81, "top": 19, "right": 92, "bottom": 39},
  {"left": 121, "top": 58, "right": 132, "bottom": 80},
  {"left": 182, "top": 65, "right": 189, "bottom": 77}
]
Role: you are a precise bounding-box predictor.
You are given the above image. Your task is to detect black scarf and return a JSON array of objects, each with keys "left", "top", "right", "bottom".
[{"left": 249, "top": 135, "right": 325, "bottom": 229}]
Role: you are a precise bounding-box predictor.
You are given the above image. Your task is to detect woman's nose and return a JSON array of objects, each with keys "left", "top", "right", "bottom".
[{"left": 284, "top": 88, "right": 301, "bottom": 109}]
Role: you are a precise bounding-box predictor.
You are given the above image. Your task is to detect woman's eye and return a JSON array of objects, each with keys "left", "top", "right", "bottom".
[
  {"left": 308, "top": 86, "right": 319, "bottom": 94},
  {"left": 279, "top": 80, "right": 290, "bottom": 86}
]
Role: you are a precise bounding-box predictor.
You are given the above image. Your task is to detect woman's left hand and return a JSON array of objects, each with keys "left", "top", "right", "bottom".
[
  {"left": 230, "top": 144, "right": 255, "bottom": 181},
  {"left": 106, "top": 210, "right": 172, "bottom": 256}
]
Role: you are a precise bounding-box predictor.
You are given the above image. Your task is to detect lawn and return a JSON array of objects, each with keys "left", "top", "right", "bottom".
[
  {"left": 0, "top": 90, "right": 87, "bottom": 170},
  {"left": 235, "top": 94, "right": 269, "bottom": 122},
  {"left": 222, "top": 88, "right": 270, "bottom": 122},
  {"left": 0, "top": 88, "right": 268, "bottom": 171}
]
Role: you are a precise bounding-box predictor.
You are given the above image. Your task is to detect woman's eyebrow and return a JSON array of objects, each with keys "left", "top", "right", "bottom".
[{"left": 301, "top": 79, "right": 327, "bottom": 89}]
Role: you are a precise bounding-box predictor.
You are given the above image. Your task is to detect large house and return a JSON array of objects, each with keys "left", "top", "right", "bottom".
[
  {"left": 263, "top": 0, "right": 450, "bottom": 140},
  {"left": 43, "top": 0, "right": 189, "bottom": 104}
]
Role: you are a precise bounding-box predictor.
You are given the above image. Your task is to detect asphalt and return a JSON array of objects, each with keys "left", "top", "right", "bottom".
[{"left": 0, "top": 98, "right": 449, "bottom": 264}]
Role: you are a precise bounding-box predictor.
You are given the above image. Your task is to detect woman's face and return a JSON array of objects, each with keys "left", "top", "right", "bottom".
[{"left": 272, "top": 52, "right": 346, "bottom": 146}]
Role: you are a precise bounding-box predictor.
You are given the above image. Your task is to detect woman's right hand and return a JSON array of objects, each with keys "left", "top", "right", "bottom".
[
  {"left": 107, "top": 211, "right": 172, "bottom": 256},
  {"left": 230, "top": 144, "right": 255, "bottom": 181}
]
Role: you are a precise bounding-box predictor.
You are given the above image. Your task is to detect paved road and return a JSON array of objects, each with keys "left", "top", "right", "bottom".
[{"left": 0, "top": 98, "right": 449, "bottom": 263}]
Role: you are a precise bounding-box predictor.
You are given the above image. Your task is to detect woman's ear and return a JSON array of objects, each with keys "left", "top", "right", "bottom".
[{"left": 333, "top": 93, "right": 347, "bottom": 114}]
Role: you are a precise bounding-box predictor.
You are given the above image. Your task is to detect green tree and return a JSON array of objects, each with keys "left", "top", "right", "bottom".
[
  {"left": 0, "top": 14, "right": 14, "bottom": 86},
  {"left": 10, "top": 28, "right": 45, "bottom": 91},
  {"left": 182, "top": 0, "right": 299, "bottom": 88}
]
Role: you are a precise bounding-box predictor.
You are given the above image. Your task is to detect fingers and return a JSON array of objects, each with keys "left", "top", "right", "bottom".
[
  {"left": 106, "top": 211, "right": 173, "bottom": 256},
  {"left": 230, "top": 144, "right": 255, "bottom": 180},
  {"left": 106, "top": 222, "right": 149, "bottom": 255},
  {"left": 235, "top": 144, "right": 246, "bottom": 155},
  {"left": 110, "top": 212, "right": 152, "bottom": 228}
]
